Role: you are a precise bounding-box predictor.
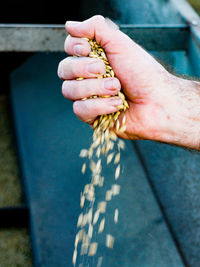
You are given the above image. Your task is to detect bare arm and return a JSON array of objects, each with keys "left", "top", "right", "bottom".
[{"left": 57, "top": 15, "right": 200, "bottom": 151}]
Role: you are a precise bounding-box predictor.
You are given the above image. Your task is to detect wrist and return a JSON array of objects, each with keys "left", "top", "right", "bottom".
[{"left": 160, "top": 74, "right": 200, "bottom": 150}]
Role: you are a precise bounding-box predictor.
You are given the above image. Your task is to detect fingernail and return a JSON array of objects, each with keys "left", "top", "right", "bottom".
[
  {"left": 104, "top": 79, "right": 120, "bottom": 90},
  {"left": 87, "top": 61, "right": 104, "bottom": 75},
  {"left": 66, "top": 21, "right": 81, "bottom": 26},
  {"left": 109, "top": 97, "right": 123, "bottom": 107},
  {"left": 74, "top": 44, "right": 84, "bottom": 56}
]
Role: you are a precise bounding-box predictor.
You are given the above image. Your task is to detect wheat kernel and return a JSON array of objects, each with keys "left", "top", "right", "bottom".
[
  {"left": 98, "top": 218, "right": 105, "bottom": 233},
  {"left": 106, "top": 234, "right": 114, "bottom": 249},
  {"left": 88, "top": 242, "right": 98, "bottom": 256}
]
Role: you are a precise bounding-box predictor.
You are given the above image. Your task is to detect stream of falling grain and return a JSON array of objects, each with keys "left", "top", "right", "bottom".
[{"left": 72, "top": 39, "right": 129, "bottom": 267}]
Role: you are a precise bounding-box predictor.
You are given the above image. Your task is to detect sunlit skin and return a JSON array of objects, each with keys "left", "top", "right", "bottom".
[{"left": 58, "top": 15, "right": 200, "bottom": 150}]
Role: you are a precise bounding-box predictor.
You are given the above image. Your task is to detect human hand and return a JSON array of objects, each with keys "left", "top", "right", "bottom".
[{"left": 58, "top": 15, "right": 200, "bottom": 150}]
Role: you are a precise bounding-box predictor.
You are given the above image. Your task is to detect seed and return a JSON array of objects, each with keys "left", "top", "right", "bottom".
[
  {"left": 96, "top": 146, "right": 101, "bottom": 158},
  {"left": 92, "top": 175, "right": 100, "bottom": 186},
  {"left": 81, "top": 163, "right": 86, "bottom": 174},
  {"left": 79, "top": 149, "right": 88, "bottom": 158},
  {"left": 115, "top": 165, "right": 120, "bottom": 179},
  {"left": 105, "top": 190, "right": 112, "bottom": 201},
  {"left": 114, "top": 153, "right": 120, "bottom": 164},
  {"left": 119, "top": 125, "right": 126, "bottom": 133},
  {"left": 72, "top": 249, "right": 77, "bottom": 266},
  {"left": 118, "top": 140, "right": 125, "bottom": 150},
  {"left": 93, "top": 209, "right": 100, "bottom": 225},
  {"left": 81, "top": 214, "right": 88, "bottom": 227},
  {"left": 122, "top": 115, "right": 126, "bottom": 125},
  {"left": 77, "top": 213, "right": 83, "bottom": 227},
  {"left": 88, "top": 223, "right": 93, "bottom": 238},
  {"left": 116, "top": 120, "right": 120, "bottom": 131},
  {"left": 88, "top": 208, "right": 93, "bottom": 224},
  {"left": 110, "top": 70, "right": 115, "bottom": 77},
  {"left": 76, "top": 77, "right": 84, "bottom": 80},
  {"left": 80, "top": 194, "right": 85, "bottom": 208},
  {"left": 81, "top": 243, "right": 88, "bottom": 255},
  {"left": 107, "top": 152, "right": 115, "bottom": 164},
  {"left": 106, "top": 234, "right": 114, "bottom": 249},
  {"left": 93, "top": 119, "right": 98, "bottom": 128},
  {"left": 97, "top": 256, "right": 103, "bottom": 267},
  {"left": 98, "top": 201, "right": 106, "bottom": 213},
  {"left": 114, "top": 209, "right": 119, "bottom": 223},
  {"left": 98, "top": 218, "right": 105, "bottom": 233},
  {"left": 99, "top": 176, "right": 104, "bottom": 187},
  {"left": 88, "top": 242, "right": 98, "bottom": 256},
  {"left": 112, "top": 184, "right": 120, "bottom": 196}
]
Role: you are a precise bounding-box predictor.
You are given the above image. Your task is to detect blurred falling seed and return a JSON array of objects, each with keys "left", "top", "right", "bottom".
[
  {"left": 88, "top": 208, "right": 93, "bottom": 224},
  {"left": 114, "top": 209, "right": 119, "bottom": 223},
  {"left": 81, "top": 163, "right": 86, "bottom": 174},
  {"left": 81, "top": 243, "right": 88, "bottom": 255},
  {"left": 72, "top": 249, "right": 77, "bottom": 266},
  {"left": 105, "top": 190, "right": 112, "bottom": 201},
  {"left": 93, "top": 209, "right": 100, "bottom": 225},
  {"left": 79, "top": 149, "right": 88, "bottom": 158},
  {"left": 98, "top": 201, "right": 107, "bottom": 213},
  {"left": 96, "top": 146, "right": 101, "bottom": 158},
  {"left": 118, "top": 140, "right": 125, "bottom": 150},
  {"left": 98, "top": 218, "right": 105, "bottom": 233},
  {"left": 112, "top": 184, "right": 120, "bottom": 196},
  {"left": 106, "top": 234, "right": 114, "bottom": 249},
  {"left": 88, "top": 224, "right": 93, "bottom": 238},
  {"left": 99, "top": 177, "right": 104, "bottom": 187},
  {"left": 107, "top": 152, "right": 115, "bottom": 164},
  {"left": 88, "top": 242, "right": 98, "bottom": 256},
  {"left": 97, "top": 256, "right": 103, "bottom": 267},
  {"left": 115, "top": 165, "right": 120, "bottom": 179},
  {"left": 80, "top": 194, "right": 85, "bottom": 208},
  {"left": 77, "top": 213, "right": 83, "bottom": 227},
  {"left": 114, "top": 153, "right": 120, "bottom": 164}
]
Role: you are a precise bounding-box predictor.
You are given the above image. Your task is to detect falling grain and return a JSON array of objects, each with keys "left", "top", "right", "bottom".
[
  {"left": 98, "top": 218, "right": 105, "bottom": 233},
  {"left": 114, "top": 209, "right": 119, "bottom": 223},
  {"left": 106, "top": 234, "right": 114, "bottom": 249},
  {"left": 115, "top": 164, "right": 120, "bottom": 180},
  {"left": 88, "top": 242, "right": 98, "bottom": 256}
]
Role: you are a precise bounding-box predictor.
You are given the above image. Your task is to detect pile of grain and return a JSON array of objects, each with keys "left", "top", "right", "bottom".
[{"left": 72, "top": 39, "right": 129, "bottom": 266}]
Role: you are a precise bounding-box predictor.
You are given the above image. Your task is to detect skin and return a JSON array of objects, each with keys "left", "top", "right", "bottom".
[{"left": 57, "top": 15, "right": 200, "bottom": 151}]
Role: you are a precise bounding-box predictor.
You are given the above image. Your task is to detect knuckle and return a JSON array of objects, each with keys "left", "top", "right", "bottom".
[
  {"left": 93, "top": 15, "right": 105, "bottom": 24},
  {"left": 73, "top": 101, "right": 81, "bottom": 116},
  {"left": 64, "top": 35, "right": 71, "bottom": 53}
]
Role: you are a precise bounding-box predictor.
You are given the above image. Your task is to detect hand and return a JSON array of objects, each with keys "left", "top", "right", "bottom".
[{"left": 58, "top": 15, "right": 200, "bottom": 150}]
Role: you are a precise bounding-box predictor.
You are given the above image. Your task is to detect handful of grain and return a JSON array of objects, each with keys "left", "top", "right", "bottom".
[{"left": 72, "top": 39, "right": 129, "bottom": 266}]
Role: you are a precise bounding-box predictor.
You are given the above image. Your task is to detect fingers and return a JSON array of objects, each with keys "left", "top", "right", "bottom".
[
  {"left": 64, "top": 35, "right": 91, "bottom": 56},
  {"left": 62, "top": 77, "right": 121, "bottom": 100},
  {"left": 65, "top": 15, "right": 121, "bottom": 47},
  {"left": 73, "top": 97, "right": 123, "bottom": 123},
  {"left": 57, "top": 56, "right": 106, "bottom": 80}
]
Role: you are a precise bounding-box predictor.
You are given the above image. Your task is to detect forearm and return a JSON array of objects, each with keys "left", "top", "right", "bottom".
[{"left": 159, "top": 75, "right": 200, "bottom": 151}]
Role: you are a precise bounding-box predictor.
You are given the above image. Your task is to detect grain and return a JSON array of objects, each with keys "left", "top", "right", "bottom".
[
  {"left": 112, "top": 184, "right": 120, "bottom": 196},
  {"left": 81, "top": 163, "right": 86, "bottom": 174},
  {"left": 98, "top": 218, "right": 105, "bottom": 233},
  {"left": 72, "top": 249, "right": 77, "bottom": 266},
  {"left": 93, "top": 209, "right": 100, "bottom": 225},
  {"left": 88, "top": 242, "right": 98, "bottom": 256},
  {"left": 105, "top": 190, "right": 112, "bottom": 201},
  {"left": 115, "top": 165, "right": 120, "bottom": 180},
  {"left": 106, "top": 234, "right": 114, "bottom": 249},
  {"left": 98, "top": 201, "right": 107, "bottom": 213},
  {"left": 73, "top": 39, "right": 129, "bottom": 265},
  {"left": 114, "top": 153, "right": 120, "bottom": 164},
  {"left": 114, "top": 209, "right": 119, "bottom": 224}
]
